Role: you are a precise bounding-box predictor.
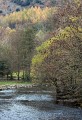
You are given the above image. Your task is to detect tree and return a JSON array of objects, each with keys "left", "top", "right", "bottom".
[
  {"left": 21, "top": 27, "right": 36, "bottom": 81},
  {"left": 32, "top": 0, "right": 82, "bottom": 100},
  {"left": 9, "top": 26, "right": 36, "bottom": 81}
]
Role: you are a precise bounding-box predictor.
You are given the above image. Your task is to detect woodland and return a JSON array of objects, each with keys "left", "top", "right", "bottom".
[{"left": 0, "top": 0, "right": 82, "bottom": 106}]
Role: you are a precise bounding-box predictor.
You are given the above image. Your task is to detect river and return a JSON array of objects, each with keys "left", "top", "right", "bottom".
[{"left": 0, "top": 87, "right": 82, "bottom": 120}]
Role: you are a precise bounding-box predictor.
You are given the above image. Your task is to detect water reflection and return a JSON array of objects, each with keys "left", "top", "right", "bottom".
[
  {"left": 0, "top": 88, "right": 82, "bottom": 120},
  {"left": 15, "top": 94, "right": 53, "bottom": 101},
  {"left": 0, "top": 89, "right": 16, "bottom": 93}
]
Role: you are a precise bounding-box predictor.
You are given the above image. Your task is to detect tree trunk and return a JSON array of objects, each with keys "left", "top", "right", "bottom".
[
  {"left": 17, "top": 70, "right": 20, "bottom": 80},
  {"left": 10, "top": 72, "right": 13, "bottom": 80},
  {"left": 22, "top": 69, "right": 25, "bottom": 80},
  {"left": 7, "top": 73, "right": 9, "bottom": 80},
  {"left": 52, "top": 78, "right": 59, "bottom": 101}
]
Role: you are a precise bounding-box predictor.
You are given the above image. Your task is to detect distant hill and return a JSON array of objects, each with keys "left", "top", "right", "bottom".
[
  {"left": 12, "top": 0, "right": 57, "bottom": 7},
  {"left": 12, "top": 0, "right": 43, "bottom": 6},
  {"left": 0, "top": 0, "right": 57, "bottom": 15}
]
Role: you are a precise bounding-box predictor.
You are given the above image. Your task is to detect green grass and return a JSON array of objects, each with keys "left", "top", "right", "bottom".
[{"left": 0, "top": 81, "right": 32, "bottom": 86}]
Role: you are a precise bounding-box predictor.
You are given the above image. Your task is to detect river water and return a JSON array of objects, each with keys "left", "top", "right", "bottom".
[{"left": 0, "top": 87, "right": 82, "bottom": 120}]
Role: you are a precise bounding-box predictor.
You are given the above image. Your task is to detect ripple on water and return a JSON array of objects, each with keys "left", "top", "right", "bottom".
[
  {"left": 0, "top": 89, "right": 16, "bottom": 93},
  {"left": 0, "top": 103, "right": 82, "bottom": 120},
  {"left": 15, "top": 94, "right": 54, "bottom": 101},
  {"left": 0, "top": 89, "right": 82, "bottom": 120}
]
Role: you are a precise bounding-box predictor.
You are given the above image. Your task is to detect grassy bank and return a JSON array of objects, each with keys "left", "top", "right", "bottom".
[{"left": 0, "top": 80, "right": 32, "bottom": 86}]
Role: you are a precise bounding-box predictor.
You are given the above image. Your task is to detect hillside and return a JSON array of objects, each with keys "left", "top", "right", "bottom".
[
  {"left": 0, "top": 0, "right": 24, "bottom": 15},
  {"left": 0, "top": 0, "right": 57, "bottom": 15}
]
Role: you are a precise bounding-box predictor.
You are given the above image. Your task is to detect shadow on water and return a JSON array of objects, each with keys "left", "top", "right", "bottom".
[
  {"left": 0, "top": 87, "right": 82, "bottom": 120},
  {"left": 15, "top": 93, "right": 55, "bottom": 111}
]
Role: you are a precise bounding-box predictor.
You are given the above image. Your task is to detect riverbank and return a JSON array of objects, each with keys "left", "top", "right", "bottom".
[
  {"left": 0, "top": 81, "right": 35, "bottom": 90},
  {"left": 0, "top": 81, "right": 82, "bottom": 108},
  {"left": 56, "top": 99, "right": 82, "bottom": 108},
  {"left": 0, "top": 81, "right": 31, "bottom": 85}
]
